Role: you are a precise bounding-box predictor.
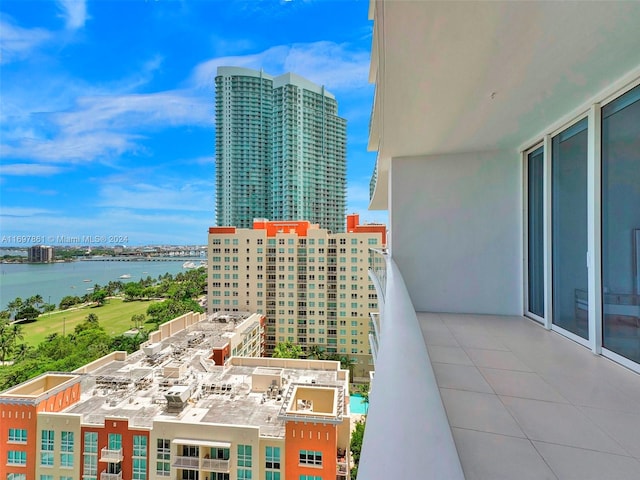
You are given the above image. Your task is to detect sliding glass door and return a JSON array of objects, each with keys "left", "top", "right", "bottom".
[
  {"left": 526, "top": 146, "right": 545, "bottom": 320},
  {"left": 602, "top": 85, "right": 640, "bottom": 363},
  {"left": 552, "top": 118, "right": 589, "bottom": 340}
]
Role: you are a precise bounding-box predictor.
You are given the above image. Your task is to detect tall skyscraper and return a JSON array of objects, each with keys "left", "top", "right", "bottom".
[{"left": 215, "top": 67, "right": 347, "bottom": 233}]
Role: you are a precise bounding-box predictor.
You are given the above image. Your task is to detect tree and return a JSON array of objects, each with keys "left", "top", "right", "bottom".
[
  {"left": 0, "top": 320, "right": 15, "bottom": 363},
  {"left": 131, "top": 313, "right": 145, "bottom": 329},
  {"left": 13, "top": 343, "right": 32, "bottom": 362},
  {"left": 6, "top": 297, "right": 23, "bottom": 319},
  {"left": 357, "top": 383, "right": 370, "bottom": 413},
  {"left": 340, "top": 356, "right": 358, "bottom": 382},
  {"left": 272, "top": 341, "right": 304, "bottom": 359},
  {"left": 15, "top": 305, "right": 41, "bottom": 322},
  {"left": 350, "top": 418, "right": 366, "bottom": 479},
  {"left": 92, "top": 289, "right": 108, "bottom": 306},
  {"left": 306, "top": 345, "right": 325, "bottom": 360}
]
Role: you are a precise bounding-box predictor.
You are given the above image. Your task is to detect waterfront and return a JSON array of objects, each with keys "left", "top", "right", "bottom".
[{"left": 0, "top": 260, "right": 200, "bottom": 310}]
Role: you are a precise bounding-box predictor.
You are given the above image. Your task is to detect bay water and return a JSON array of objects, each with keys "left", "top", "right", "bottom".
[{"left": 0, "top": 260, "right": 201, "bottom": 310}]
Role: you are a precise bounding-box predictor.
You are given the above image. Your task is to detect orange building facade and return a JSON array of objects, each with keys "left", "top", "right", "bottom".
[{"left": 1, "top": 315, "right": 352, "bottom": 480}]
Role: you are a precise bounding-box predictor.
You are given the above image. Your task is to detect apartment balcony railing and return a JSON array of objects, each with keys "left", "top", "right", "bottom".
[
  {"left": 201, "top": 458, "right": 230, "bottom": 472},
  {"left": 100, "top": 471, "right": 122, "bottom": 480},
  {"left": 172, "top": 456, "right": 200, "bottom": 469},
  {"left": 99, "top": 448, "right": 123, "bottom": 463},
  {"left": 362, "top": 249, "right": 464, "bottom": 479}
]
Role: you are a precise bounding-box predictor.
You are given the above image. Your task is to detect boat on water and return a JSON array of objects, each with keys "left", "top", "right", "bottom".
[
  {"left": 182, "top": 261, "right": 197, "bottom": 269},
  {"left": 83, "top": 279, "right": 92, "bottom": 282},
  {"left": 119, "top": 274, "right": 132, "bottom": 279}
]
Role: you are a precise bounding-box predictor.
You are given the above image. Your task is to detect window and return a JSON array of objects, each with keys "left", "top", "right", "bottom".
[
  {"left": 299, "top": 476, "right": 322, "bottom": 480},
  {"left": 156, "top": 438, "right": 171, "bottom": 476},
  {"left": 299, "top": 450, "right": 322, "bottom": 466},
  {"left": 8, "top": 428, "right": 27, "bottom": 443},
  {"left": 7, "top": 475, "right": 26, "bottom": 480},
  {"left": 84, "top": 431, "right": 97, "bottom": 453},
  {"left": 8, "top": 450, "right": 27, "bottom": 465},
  {"left": 265, "top": 473, "right": 281, "bottom": 480},
  {"left": 108, "top": 433, "right": 122, "bottom": 450},
  {"left": 211, "top": 474, "right": 229, "bottom": 480},
  {"left": 265, "top": 446, "right": 280, "bottom": 469},
  {"left": 237, "top": 444, "right": 252, "bottom": 467},
  {"left": 601, "top": 84, "right": 640, "bottom": 363},
  {"left": 61, "top": 431, "right": 74, "bottom": 467},
  {"left": 133, "top": 457, "right": 147, "bottom": 480},
  {"left": 133, "top": 435, "right": 147, "bottom": 457},
  {"left": 238, "top": 469, "right": 252, "bottom": 479},
  {"left": 40, "top": 476, "right": 54, "bottom": 480},
  {"left": 41, "top": 430, "right": 54, "bottom": 466},
  {"left": 83, "top": 451, "right": 98, "bottom": 477}
]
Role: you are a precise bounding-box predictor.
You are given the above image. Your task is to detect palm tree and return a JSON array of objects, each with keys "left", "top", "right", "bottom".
[
  {"left": 0, "top": 321, "right": 14, "bottom": 364},
  {"left": 357, "top": 383, "right": 370, "bottom": 413},
  {"left": 10, "top": 324, "right": 24, "bottom": 344},
  {"left": 272, "top": 341, "right": 304, "bottom": 359},
  {"left": 13, "top": 343, "right": 31, "bottom": 362},
  {"left": 340, "top": 356, "right": 358, "bottom": 383},
  {"left": 6, "top": 297, "right": 23, "bottom": 319},
  {"left": 306, "top": 345, "right": 325, "bottom": 360}
]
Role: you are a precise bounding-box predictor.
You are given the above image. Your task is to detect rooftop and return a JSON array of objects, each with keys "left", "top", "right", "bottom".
[{"left": 60, "top": 316, "right": 346, "bottom": 435}]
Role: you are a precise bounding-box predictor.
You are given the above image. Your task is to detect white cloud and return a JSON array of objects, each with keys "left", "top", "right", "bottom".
[
  {"left": 56, "top": 0, "right": 88, "bottom": 30},
  {"left": 0, "top": 17, "right": 51, "bottom": 64},
  {"left": 0, "top": 206, "right": 57, "bottom": 217},
  {"left": 96, "top": 181, "right": 214, "bottom": 212},
  {"left": 0, "top": 163, "right": 65, "bottom": 176},
  {"left": 54, "top": 90, "right": 211, "bottom": 136},
  {"left": 191, "top": 41, "right": 370, "bottom": 93}
]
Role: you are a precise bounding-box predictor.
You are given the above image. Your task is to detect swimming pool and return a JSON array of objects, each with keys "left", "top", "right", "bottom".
[{"left": 350, "top": 393, "right": 369, "bottom": 414}]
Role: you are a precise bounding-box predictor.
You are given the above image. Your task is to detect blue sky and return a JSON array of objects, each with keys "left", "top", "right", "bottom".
[{"left": 0, "top": 0, "right": 383, "bottom": 246}]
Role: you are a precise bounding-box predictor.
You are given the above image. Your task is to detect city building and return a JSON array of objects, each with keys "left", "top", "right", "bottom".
[
  {"left": 362, "top": 1, "right": 640, "bottom": 479},
  {"left": 27, "top": 245, "right": 54, "bottom": 263},
  {"left": 0, "top": 311, "right": 352, "bottom": 480},
  {"left": 207, "top": 214, "right": 386, "bottom": 372},
  {"left": 215, "top": 66, "right": 347, "bottom": 233}
]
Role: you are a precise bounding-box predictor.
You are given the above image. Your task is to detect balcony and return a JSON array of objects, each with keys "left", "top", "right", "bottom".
[
  {"left": 172, "top": 456, "right": 200, "bottom": 469},
  {"left": 201, "top": 458, "right": 230, "bottom": 472},
  {"left": 363, "top": 250, "right": 640, "bottom": 479},
  {"left": 100, "top": 471, "right": 122, "bottom": 480},
  {"left": 99, "top": 448, "right": 123, "bottom": 463}
]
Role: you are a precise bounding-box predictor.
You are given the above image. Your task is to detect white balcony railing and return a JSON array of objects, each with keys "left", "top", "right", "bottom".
[
  {"left": 100, "top": 471, "right": 122, "bottom": 480},
  {"left": 99, "top": 448, "right": 123, "bottom": 463},
  {"left": 172, "top": 456, "right": 200, "bottom": 469},
  {"left": 201, "top": 457, "right": 230, "bottom": 472},
  {"left": 362, "top": 250, "right": 464, "bottom": 479}
]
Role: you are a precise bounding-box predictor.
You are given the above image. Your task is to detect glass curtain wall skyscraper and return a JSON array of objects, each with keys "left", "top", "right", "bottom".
[{"left": 215, "top": 67, "right": 347, "bottom": 233}]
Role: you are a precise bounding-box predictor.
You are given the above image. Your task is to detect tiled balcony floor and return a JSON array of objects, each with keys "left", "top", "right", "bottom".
[{"left": 418, "top": 312, "right": 640, "bottom": 480}]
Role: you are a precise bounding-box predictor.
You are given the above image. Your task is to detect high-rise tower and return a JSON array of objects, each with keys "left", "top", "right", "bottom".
[{"left": 215, "top": 67, "right": 347, "bottom": 232}]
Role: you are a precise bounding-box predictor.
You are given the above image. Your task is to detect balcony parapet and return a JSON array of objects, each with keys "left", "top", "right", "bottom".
[
  {"left": 360, "top": 252, "right": 464, "bottom": 479},
  {"left": 172, "top": 456, "right": 200, "bottom": 469},
  {"left": 201, "top": 458, "right": 230, "bottom": 472},
  {"left": 99, "top": 448, "right": 123, "bottom": 463},
  {"left": 100, "top": 471, "right": 122, "bottom": 480}
]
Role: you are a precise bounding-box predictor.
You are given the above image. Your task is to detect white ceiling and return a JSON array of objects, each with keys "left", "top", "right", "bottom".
[{"left": 368, "top": 1, "right": 640, "bottom": 209}]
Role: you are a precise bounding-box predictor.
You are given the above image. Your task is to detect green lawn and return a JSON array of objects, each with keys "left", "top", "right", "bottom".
[{"left": 22, "top": 298, "right": 158, "bottom": 346}]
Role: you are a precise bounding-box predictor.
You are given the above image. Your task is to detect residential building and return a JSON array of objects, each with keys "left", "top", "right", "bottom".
[
  {"left": 215, "top": 66, "right": 347, "bottom": 233},
  {"left": 207, "top": 213, "right": 386, "bottom": 372},
  {"left": 362, "top": 1, "right": 640, "bottom": 479},
  {"left": 28, "top": 245, "right": 53, "bottom": 263},
  {"left": 0, "top": 311, "right": 352, "bottom": 480}
]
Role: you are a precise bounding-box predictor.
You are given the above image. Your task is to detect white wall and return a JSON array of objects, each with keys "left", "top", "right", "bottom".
[{"left": 390, "top": 151, "right": 522, "bottom": 315}]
